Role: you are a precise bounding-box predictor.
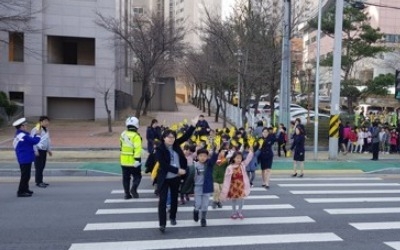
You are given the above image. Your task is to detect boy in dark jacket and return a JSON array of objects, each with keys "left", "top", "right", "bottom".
[{"left": 193, "top": 148, "right": 218, "bottom": 227}]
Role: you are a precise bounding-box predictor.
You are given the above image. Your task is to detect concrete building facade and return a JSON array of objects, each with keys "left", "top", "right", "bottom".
[{"left": 0, "top": 0, "right": 131, "bottom": 120}]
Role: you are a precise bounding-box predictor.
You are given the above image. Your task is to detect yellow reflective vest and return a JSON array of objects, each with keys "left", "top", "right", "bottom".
[{"left": 120, "top": 130, "right": 142, "bottom": 167}]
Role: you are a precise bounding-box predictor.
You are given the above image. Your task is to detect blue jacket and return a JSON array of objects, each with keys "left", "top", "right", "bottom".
[
  {"left": 13, "top": 130, "right": 40, "bottom": 164},
  {"left": 244, "top": 150, "right": 260, "bottom": 172},
  {"left": 196, "top": 152, "right": 218, "bottom": 194}
]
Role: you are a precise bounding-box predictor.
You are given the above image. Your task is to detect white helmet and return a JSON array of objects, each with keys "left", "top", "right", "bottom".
[{"left": 125, "top": 116, "right": 139, "bottom": 128}]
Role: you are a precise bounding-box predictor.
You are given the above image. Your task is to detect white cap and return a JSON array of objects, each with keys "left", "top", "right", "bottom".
[{"left": 12, "top": 117, "right": 27, "bottom": 127}]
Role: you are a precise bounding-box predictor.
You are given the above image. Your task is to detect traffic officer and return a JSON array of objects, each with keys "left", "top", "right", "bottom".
[
  {"left": 120, "top": 116, "right": 143, "bottom": 199},
  {"left": 12, "top": 117, "right": 41, "bottom": 197}
]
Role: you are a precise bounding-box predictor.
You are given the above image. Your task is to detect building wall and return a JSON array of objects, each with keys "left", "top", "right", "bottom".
[{"left": 0, "top": 0, "right": 121, "bottom": 120}]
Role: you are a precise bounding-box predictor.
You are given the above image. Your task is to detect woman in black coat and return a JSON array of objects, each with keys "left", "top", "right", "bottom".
[
  {"left": 155, "top": 116, "right": 199, "bottom": 233},
  {"left": 146, "top": 119, "right": 161, "bottom": 153},
  {"left": 290, "top": 126, "right": 305, "bottom": 177},
  {"left": 258, "top": 127, "right": 276, "bottom": 189}
]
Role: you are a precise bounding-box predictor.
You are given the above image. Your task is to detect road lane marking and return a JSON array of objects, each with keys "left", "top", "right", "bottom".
[
  {"left": 280, "top": 183, "right": 399, "bottom": 187},
  {"left": 325, "top": 207, "right": 400, "bottom": 215},
  {"left": 385, "top": 241, "right": 400, "bottom": 250},
  {"left": 96, "top": 204, "right": 294, "bottom": 215},
  {"left": 292, "top": 190, "right": 400, "bottom": 194},
  {"left": 69, "top": 232, "right": 342, "bottom": 250},
  {"left": 105, "top": 195, "right": 279, "bottom": 203},
  {"left": 350, "top": 221, "right": 400, "bottom": 230},
  {"left": 112, "top": 188, "right": 280, "bottom": 194},
  {"left": 84, "top": 216, "right": 315, "bottom": 230},
  {"left": 271, "top": 177, "right": 382, "bottom": 181},
  {"left": 306, "top": 197, "right": 400, "bottom": 203}
]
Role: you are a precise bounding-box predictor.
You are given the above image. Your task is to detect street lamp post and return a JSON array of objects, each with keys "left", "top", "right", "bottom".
[
  {"left": 329, "top": 0, "right": 344, "bottom": 160},
  {"left": 279, "top": 0, "right": 292, "bottom": 131},
  {"left": 235, "top": 49, "right": 243, "bottom": 128},
  {"left": 314, "top": 0, "right": 323, "bottom": 160}
]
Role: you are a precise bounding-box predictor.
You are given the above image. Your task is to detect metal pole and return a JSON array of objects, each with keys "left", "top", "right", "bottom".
[
  {"left": 314, "top": 0, "right": 322, "bottom": 160},
  {"left": 236, "top": 49, "right": 242, "bottom": 128},
  {"left": 328, "top": 0, "right": 344, "bottom": 160},
  {"left": 279, "top": 0, "right": 291, "bottom": 131}
]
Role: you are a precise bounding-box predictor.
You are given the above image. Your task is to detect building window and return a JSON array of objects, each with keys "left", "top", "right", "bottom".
[
  {"left": 9, "top": 32, "right": 24, "bottom": 62},
  {"left": 133, "top": 7, "right": 143, "bottom": 15},
  {"left": 384, "top": 34, "right": 400, "bottom": 43},
  {"left": 47, "top": 36, "right": 95, "bottom": 65}
]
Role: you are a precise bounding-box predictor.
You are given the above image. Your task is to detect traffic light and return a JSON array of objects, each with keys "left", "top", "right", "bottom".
[{"left": 396, "top": 70, "right": 400, "bottom": 100}]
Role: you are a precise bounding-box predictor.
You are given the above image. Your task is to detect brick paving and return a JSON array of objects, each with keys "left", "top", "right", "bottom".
[{"left": 0, "top": 104, "right": 223, "bottom": 150}]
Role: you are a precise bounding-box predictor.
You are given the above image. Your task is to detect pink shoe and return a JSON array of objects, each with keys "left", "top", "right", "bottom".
[
  {"left": 230, "top": 212, "right": 238, "bottom": 219},
  {"left": 237, "top": 212, "right": 244, "bottom": 219}
]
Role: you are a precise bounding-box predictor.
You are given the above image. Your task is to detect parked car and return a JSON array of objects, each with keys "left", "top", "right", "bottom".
[
  {"left": 354, "top": 104, "right": 384, "bottom": 115},
  {"left": 295, "top": 93, "right": 309, "bottom": 103},
  {"left": 292, "top": 113, "right": 330, "bottom": 124},
  {"left": 318, "top": 95, "right": 330, "bottom": 102}
]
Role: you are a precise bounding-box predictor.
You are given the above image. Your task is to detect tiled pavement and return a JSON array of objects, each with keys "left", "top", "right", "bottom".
[{"left": 0, "top": 104, "right": 224, "bottom": 150}]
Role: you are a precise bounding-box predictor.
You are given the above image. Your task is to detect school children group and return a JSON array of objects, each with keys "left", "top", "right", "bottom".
[{"left": 136, "top": 115, "right": 306, "bottom": 233}]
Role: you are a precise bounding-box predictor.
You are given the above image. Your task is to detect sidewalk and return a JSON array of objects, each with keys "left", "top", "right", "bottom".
[{"left": 0, "top": 103, "right": 399, "bottom": 174}]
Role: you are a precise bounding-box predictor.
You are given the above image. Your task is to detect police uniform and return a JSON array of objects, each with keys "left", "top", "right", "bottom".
[
  {"left": 120, "top": 117, "right": 143, "bottom": 199},
  {"left": 13, "top": 118, "right": 41, "bottom": 197}
]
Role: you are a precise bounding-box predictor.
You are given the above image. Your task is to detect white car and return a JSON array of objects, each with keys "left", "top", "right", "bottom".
[{"left": 292, "top": 113, "right": 330, "bottom": 124}]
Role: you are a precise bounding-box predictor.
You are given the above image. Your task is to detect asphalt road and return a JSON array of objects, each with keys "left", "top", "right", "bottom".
[{"left": 2, "top": 175, "right": 400, "bottom": 250}]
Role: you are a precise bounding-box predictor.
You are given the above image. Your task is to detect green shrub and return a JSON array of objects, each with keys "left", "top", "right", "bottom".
[
  {"left": 5, "top": 102, "right": 18, "bottom": 117},
  {"left": 0, "top": 91, "right": 8, "bottom": 107}
]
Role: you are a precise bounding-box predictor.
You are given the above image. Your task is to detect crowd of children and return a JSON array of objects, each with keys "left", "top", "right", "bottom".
[
  {"left": 143, "top": 117, "right": 305, "bottom": 230},
  {"left": 340, "top": 120, "right": 400, "bottom": 155}
]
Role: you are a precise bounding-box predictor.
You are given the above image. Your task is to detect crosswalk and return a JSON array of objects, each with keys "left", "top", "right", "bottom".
[{"left": 69, "top": 176, "right": 400, "bottom": 250}]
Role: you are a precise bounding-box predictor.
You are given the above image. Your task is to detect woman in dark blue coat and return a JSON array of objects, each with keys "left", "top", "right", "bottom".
[
  {"left": 146, "top": 119, "right": 161, "bottom": 153},
  {"left": 258, "top": 127, "right": 276, "bottom": 189},
  {"left": 290, "top": 126, "right": 305, "bottom": 177}
]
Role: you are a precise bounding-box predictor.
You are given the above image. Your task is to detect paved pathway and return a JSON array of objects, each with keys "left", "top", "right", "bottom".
[{"left": 0, "top": 104, "right": 399, "bottom": 172}]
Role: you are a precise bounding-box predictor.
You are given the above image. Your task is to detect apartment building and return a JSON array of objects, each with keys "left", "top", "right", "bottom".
[
  {"left": 303, "top": 0, "right": 400, "bottom": 86},
  {"left": 0, "top": 0, "right": 132, "bottom": 120}
]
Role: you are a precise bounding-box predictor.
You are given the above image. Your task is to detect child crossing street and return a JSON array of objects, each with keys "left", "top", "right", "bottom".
[{"left": 193, "top": 148, "right": 218, "bottom": 227}]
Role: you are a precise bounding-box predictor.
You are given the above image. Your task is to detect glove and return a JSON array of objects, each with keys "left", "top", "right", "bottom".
[{"left": 133, "top": 161, "right": 141, "bottom": 168}]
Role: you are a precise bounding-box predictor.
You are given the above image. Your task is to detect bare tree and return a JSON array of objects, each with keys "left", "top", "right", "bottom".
[
  {"left": 197, "top": 0, "right": 282, "bottom": 127},
  {"left": 0, "top": 0, "right": 37, "bottom": 36},
  {"left": 95, "top": 13, "right": 186, "bottom": 118},
  {"left": 95, "top": 82, "right": 114, "bottom": 133}
]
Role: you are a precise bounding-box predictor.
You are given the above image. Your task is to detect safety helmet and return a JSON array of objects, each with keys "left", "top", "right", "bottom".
[{"left": 125, "top": 116, "right": 139, "bottom": 128}]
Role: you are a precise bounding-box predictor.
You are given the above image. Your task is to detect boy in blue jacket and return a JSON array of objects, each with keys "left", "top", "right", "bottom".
[
  {"left": 193, "top": 148, "right": 218, "bottom": 227},
  {"left": 12, "top": 118, "right": 41, "bottom": 197}
]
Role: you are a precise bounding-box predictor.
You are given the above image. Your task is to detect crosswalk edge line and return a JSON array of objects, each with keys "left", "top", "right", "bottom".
[{"left": 69, "top": 233, "right": 343, "bottom": 250}]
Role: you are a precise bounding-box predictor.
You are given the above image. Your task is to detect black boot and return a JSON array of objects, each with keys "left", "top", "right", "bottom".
[
  {"left": 201, "top": 211, "right": 207, "bottom": 227},
  {"left": 130, "top": 185, "right": 139, "bottom": 198},
  {"left": 193, "top": 209, "right": 199, "bottom": 222}
]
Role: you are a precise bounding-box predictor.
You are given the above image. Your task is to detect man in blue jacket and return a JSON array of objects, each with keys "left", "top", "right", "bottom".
[{"left": 12, "top": 118, "right": 41, "bottom": 197}]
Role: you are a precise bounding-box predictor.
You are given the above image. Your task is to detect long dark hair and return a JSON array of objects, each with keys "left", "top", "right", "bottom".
[
  {"left": 150, "top": 119, "right": 158, "bottom": 127},
  {"left": 228, "top": 151, "right": 243, "bottom": 164}
]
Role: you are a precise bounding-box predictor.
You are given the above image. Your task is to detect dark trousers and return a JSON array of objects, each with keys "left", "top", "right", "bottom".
[
  {"left": 158, "top": 176, "right": 180, "bottom": 227},
  {"left": 372, "top": 142, "right": 379, "bottom": 160},
  {"left": 277, "top": 142, "right": 287, "bottom": 157},
  {"left": 18, "top": 163, "right": 32, "bottom": 194},
  {"left": 34, "top": 149, "right": 47, "bottom": 184},
  {"left": 121, "top": 166, "right": 142, "bottom": 195}
]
